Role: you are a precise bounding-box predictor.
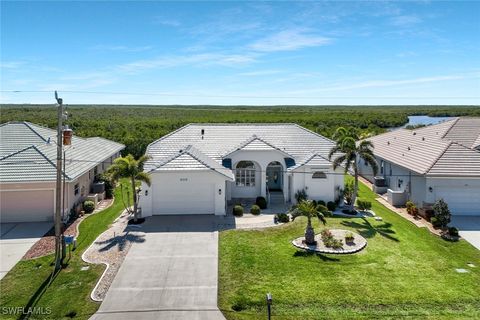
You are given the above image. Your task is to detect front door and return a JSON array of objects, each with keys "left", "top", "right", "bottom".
[{"left": 266, "top": 165, "right": 282, "bottom": 191}]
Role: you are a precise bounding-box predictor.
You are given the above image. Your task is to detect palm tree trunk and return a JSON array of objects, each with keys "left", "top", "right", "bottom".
[
  {"left": 131, "top": 176, "right": 138, "bottom": 222},
  {"left": 352, "top": 170, "right": 359, "bottom": 212},
  {"left": 305, "top": 215, "right": 316, "bottom": 245}
]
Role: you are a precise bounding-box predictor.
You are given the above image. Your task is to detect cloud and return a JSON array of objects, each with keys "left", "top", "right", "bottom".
[
  {"left": 114, "top": 53, "right": 257, "bottom": 74},
  {"left": 0, "top": 61, "right": 26, "bottom": 69},
  {"left": 91, "top": 45, "right": 153, "bottom": 52},
  {"left": 238, "top": 70, "right": 283, "bottom": 76},
  {"left": 153, "top": 18, "right": 181, "bottom": 27},
  {"left": 249, "top": 28, "right": 332, "bottom": 52},
  {"left": 390, "top": 15, "right": 422, "bottom": 27}
]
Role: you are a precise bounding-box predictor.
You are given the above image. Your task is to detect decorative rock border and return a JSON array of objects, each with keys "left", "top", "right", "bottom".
[{"left": 292, "top": 229, "right": 367, "bottom": 254}]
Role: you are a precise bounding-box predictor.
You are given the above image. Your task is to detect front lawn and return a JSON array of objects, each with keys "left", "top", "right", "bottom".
[
  {"left": 0, "top": 185, "right": 127, "bottom": 320},
  {"left": 218, "top": 180, "right": 480, "bottom": 319}
]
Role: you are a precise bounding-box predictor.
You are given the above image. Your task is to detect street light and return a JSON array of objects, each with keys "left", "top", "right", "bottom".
[{"left": 266, "top": 293, "right": 272, "bottom": 320}]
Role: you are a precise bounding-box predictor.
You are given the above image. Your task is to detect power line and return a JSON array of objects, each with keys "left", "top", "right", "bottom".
[{"left": 1, "top": 90, "right": 479, "bottom": 100}]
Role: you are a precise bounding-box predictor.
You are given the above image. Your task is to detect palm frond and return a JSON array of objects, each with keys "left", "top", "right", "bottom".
[{"left": 136, "top": 171, "right": 152, "bottom": 186}]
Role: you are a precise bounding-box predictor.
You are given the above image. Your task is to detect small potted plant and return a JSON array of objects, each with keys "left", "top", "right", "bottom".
[{"left": 345, "top": 232, "right": 355, "bottom": 244}]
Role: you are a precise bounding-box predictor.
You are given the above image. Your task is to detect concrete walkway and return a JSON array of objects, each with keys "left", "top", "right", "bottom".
[
  {"left": 91, "top": 215, "right": 225, "bottom": 320},
  {"left": 0, "top": 222, "right": 52, "bottom": 279},
  {"left": 451, "top": 216, "right": 480, "bottom": 250}
]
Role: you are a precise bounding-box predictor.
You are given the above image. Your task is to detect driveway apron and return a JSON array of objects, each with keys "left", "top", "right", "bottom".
[{"left": 91, "top": 215, "right": 226, "bottom": 320}]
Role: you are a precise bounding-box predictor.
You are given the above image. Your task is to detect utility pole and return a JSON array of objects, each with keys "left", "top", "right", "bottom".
[{"left": 54, "top": 91, "right": 65, "bottom": 270}]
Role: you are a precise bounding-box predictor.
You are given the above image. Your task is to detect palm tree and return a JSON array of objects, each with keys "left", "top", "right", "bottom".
[
  {"left": 289, "top": 200, "right": 326, "bottom": 245},
  {"left": 107, "top": 154, "right": 151, "bottom": 222},
  {"left": 329, "top": 127, "right": 378, "bottom": 212}
]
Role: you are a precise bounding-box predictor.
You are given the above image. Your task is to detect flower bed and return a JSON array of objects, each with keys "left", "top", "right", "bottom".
[{"left": 292, "top": 229, "right": 367, "bottom": 254}]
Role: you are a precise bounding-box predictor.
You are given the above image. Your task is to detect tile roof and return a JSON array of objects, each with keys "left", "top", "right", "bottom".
[
  {"left": 0, "top": 122, "right": 125, "bottom": 182},
  {"left": 148, "top": 145, "right": 234, "bottom": 180},
  {"left": 290, "top": 152, "right": 332, "bottom": 170},
  {"left": 365, "top": 117, "right": 480, "bottom": 177},
  {"left": 145, "top": 123, "right": 337, "bottom": 172}
]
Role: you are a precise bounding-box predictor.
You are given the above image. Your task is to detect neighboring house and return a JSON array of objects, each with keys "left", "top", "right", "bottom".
[
  {"left": 139, "top": 123, "right": 344, "bottom": 216},
  {"left": 358, "top": 117, "right": 480, "bottom": 216},
  {"left": 0, "top": 121, "right": 124, "bottom": 223}
]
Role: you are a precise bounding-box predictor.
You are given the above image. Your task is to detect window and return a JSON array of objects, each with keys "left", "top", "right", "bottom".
[
  {"left": 235, "top": 161, "right": 256, "bottom": 187},
  {"left": 312, "top": 171, "right": 327, "bottom": 179},
  {"left": 74, "top": 183, "right": 79, "bottom": 195}
]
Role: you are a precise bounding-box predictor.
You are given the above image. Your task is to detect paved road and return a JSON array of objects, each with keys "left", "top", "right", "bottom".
[
  {"left": 91, "top": 215, "right": 227, "bottom": 320},
  {"left": 0, "top": 222, "right": 52, "bottom": 279},
  {"left": 451, "top": 215, "right": 480, "bottom": 250}
]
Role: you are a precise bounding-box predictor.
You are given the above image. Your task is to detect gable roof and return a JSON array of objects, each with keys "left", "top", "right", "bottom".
[
  {"left": 0, "top": 121, "right": 125, "bottom": 182},
  {"left": 148, "top": 145, "right": 234, "bottom": 180},
  {"left": 144, "top": 123, "right": 336, "bottom": 171},
  {"left": 365, "top": 117, "right": 480, "bottom": 177},
  {"left": 290, "top": 152, "right": 331, "bottom": 170},
  {"left": 223, "top": 134, "right": 294, "bottom": 158}
]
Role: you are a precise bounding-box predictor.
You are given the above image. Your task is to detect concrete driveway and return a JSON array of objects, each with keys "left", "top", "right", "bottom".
[
  {"left": 0, "top": 222, "right": 52, "bottom": 279},
  {"left": 91, "top": 215, "right": 227, "bottom": 320},
  {"left": 451, "top": 216, "right": 480, "bottom": 250}
]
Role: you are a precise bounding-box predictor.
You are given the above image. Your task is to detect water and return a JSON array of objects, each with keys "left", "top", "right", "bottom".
[
  {"left": 402, "top": 115, "right": 454, "bottom": 128},
  {"left": 389, "top": 115, "right": 454, "bottom": 131}
]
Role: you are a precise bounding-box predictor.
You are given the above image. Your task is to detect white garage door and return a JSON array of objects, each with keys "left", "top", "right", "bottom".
[
  {"left": 152, "top": 180, "right": 215, "bottom": 215},
  {"left": 435, "top": 187, "right": 480, "bottom": 216},
  {"left": 0, "top": 190, "right": 54, "bottom": 223}
]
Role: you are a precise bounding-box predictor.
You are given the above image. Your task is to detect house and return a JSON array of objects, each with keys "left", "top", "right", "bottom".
[
  {"left": 0, "top": 121, "right": 125, "bottom": 223},
  {"left": 138, "top": 123, "right": 344, "bottom": 216},
  {"left": 358, "top": 117, "right": 480, "bottom": 216}
]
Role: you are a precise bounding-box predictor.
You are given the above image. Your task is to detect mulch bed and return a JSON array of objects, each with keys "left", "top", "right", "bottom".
[{"left": 22, "top": 218, "right": 82, "bottom": 260}]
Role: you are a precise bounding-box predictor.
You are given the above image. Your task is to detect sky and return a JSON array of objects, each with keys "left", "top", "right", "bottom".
[{"left": 1, "top": 1, "right": 479, "bottom": 105}]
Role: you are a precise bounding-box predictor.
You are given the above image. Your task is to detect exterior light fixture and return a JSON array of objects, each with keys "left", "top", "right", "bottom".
[
  {"left": 145, "top": 190, "right": 148, "bottom": 196},
  {"left": 218, "top": 188, "right": 222, "bottom": 195},
  {"left": 266, "top": 293, "right": 272, "bottom": 320},
  {"left": 428, "top": 186, "right": 433, "bottom": 193}
]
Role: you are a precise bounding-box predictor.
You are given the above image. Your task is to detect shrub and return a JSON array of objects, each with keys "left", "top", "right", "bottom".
[
  {"left": 317, "top": 200, "right": 326, "bottom": 206},
  {"left": 324, "top": 237, "right": 343, "bottom": 249},
  {"left": 255, "top": 196, "right": 267, "bottom": 209},
  {"left": 356, "top": 199, "right": 372, "bottom": 211},
  {"left": 448, "top": 227, "right": 459, "bottom": 237},
  {"left": 345, "top": 232, "right": 355, "bottom": 242},
  {"left": 276, "top": 213, "right": 290, "bottom": 223},
  {"left": 406, "top": 201, "right": 418, "bottom": 217},
  {"left": 294, "top": 189, "right": 308, "bottom": 203},
  {"left": 430, "top": 217, "right": 441, "bottom": 228},
  {"left": 321, "top": 229, "right": 333, "bottom": 239},
  {"left": 327, "top": 201, "right": 336, "bottom": 212},
  {"left": 343, "top": 181, "right": 355, "bottom": 205},
  {"left": 83, "top": 201, "right": 95, "bottom": 214},
  {"left": 433, "top": 199, "right": 451, "bottom": 229},
  {"left": 233, "top": 205, "right": 244, "bottom": 217},
  {"left": 250, "top": 205, "right": 261, "bottom": 215},
  {"left": 96, "top": 173, "right": 114, "bottom": 199}
]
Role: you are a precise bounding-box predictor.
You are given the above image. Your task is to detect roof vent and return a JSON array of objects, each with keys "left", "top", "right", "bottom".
[
  {"left": 387, "top": 141, "right": 390, "bottom": 145},
  {"left": 201, "top": 129, "right": 205, "bottom": 140},
  {"left": 422, "top": 137, "right": 425, "bottom": 141},
  {"left": 46, "top": 137, "right": 51, "bottom": 144},
  {"left": 407, "top": 146, "right": 411, "bottom": 151},
  {"left": 413, "top": 132, "right": 416, "bottom": 135}
]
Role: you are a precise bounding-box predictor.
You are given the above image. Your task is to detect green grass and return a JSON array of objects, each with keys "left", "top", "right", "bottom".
[
  {"left": 218, "top": 179, "right": 480, "bottom": 319},
  {"left": 0, "top": 185, "right": 127, "bottom": 320}
]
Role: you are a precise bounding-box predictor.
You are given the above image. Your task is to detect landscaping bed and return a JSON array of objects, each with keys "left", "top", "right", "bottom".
[
  {"left": 218, "top": 179, "right": 480, "bottom": 319},
  {"left": 0, "top": 184, "right": 128, "bottom": 320}
]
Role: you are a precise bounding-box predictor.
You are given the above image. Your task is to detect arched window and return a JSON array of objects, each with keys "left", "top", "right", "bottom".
[
  {"left": 235, "top": 161, "right": 256, "bottom": 187},
  {"left": 312, "top": 171, "right": 327, "bottom": 179}
]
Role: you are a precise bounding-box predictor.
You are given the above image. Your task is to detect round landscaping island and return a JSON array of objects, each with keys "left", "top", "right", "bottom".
[{"left": 292, "top": 229, "right": 367, "bottom": 254}]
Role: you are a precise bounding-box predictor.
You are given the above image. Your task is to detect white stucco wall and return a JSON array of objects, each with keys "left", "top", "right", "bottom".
[
  {"left": 290, "top": 165, "right": 344, "bottom": 204},
  {"left": 139, "top": 170, "right": 228, "bottom": 216}
]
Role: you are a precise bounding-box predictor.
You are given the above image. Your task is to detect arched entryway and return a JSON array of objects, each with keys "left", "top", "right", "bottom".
[{"left": 266, "top": 161, "right": 283, "bottom": 191}]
